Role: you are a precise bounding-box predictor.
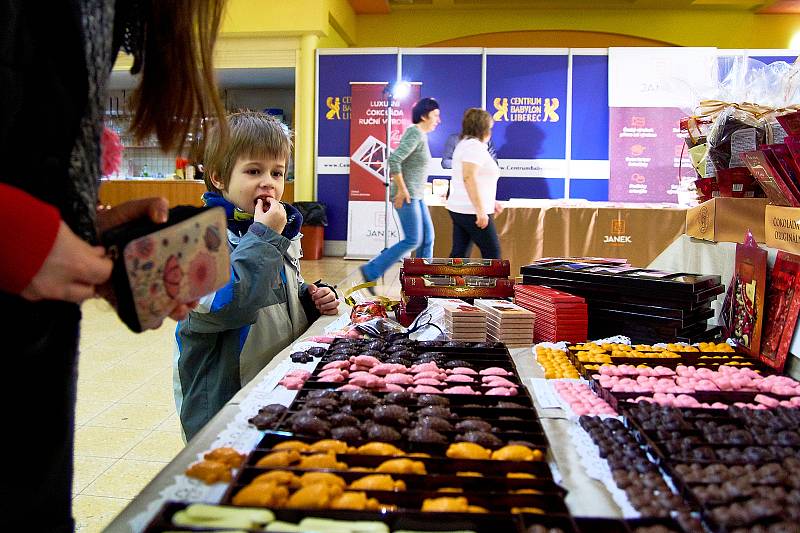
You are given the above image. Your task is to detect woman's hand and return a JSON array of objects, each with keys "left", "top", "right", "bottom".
[
  {"left": 96, "top": 197, "right": 199, "bottom": 326},
  {"left": 494, "top": 201, "right": 504, "bottom": 215},
  {"left": 393, "top": 189, "right": 410, "bottom": 209},
  {"left": 475, "top": 212, "right": 489, "bottom": 229},
  {"left": 309, "top": 284, "right": 339, "bottom": 315},
  {"left": 20, "top": 222, "right": 112, "bottom": 304}
]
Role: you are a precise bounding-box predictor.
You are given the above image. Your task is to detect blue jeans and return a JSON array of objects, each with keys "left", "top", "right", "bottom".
[{"left": 362, "top": 198, "right": 434, "bottom": 281}]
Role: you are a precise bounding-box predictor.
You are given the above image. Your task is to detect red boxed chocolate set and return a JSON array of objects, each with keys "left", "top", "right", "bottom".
[
  {"left": 396, "top": 258, "right": 515, "bottom": 326},
  {"left": 513, "top": 285, "right": 588, "bottom": 344}
]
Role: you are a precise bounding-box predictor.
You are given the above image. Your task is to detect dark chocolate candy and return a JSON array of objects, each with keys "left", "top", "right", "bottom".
[{"left": 456, "top": 431, "right": 503, "bottom": 448}]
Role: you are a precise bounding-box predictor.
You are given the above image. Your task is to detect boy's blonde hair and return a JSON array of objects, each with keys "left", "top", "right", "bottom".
[{"left": 203, "top": 110, "right": 293, "bottom": 193}]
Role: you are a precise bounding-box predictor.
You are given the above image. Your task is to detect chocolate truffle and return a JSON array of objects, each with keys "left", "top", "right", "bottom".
[
  {"left": 385, "top": 391, "right": 416, "bottom": 405},
  {"left": 406, "top": 427, "right": 448, "bottom": 444},
  {"left": 364, "top": 423, "right": 402, "bottom": 442},
  {"left": 331, "top": 426, "right": 362, "bottom": 442},
  {"left": 328, "top": 413, "right": 359, "bottom": 427},
  {"left": 416, "top": 416, "right": 454, "bottom": 432},
  {"left": 372, "top": 405, "right": 410, "bottom": 426},
  {"left": 455, "top": 420, "right": 493, "bottom": 433},
  {"left": 290, "top": 415, "right": 330, "bottom": 437},
  {"left": 457, "top": 431, "right": 503, "bottom": 448},
  {"left": 417, "top": 394, "right": 450, "bottom": 407}
]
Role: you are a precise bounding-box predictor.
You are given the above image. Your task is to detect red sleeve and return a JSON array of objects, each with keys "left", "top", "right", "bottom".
[{"left": 0, "top": 184, "right": 62, "bottom": 294}]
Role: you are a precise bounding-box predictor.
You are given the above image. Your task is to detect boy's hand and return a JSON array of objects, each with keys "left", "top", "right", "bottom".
[
  {"left": 308, "top": 284, "right": 339, "bottom": 315},
  {"left": 256, "top": 197, "right": 287, "bottom": 235}
]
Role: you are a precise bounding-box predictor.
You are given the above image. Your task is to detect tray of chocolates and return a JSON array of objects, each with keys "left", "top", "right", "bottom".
[
  {"left": 314, "top": 337, "right": 525, "bottom": 397},
  {"left": 520, "top": 262, "right": 722, "bottom": 294},
  {"left": 577, "top": 416, "right": 702, "bottom": 528},
  {"left": 623, "top": 406, "right": 800, "bottom": 532},
  {"left": 402, "top": 274, "right": 515, "bottom": 298},
  {"left": 265, "top": 390, "right": 547, "bottom": 452},
  {"left": 222, "top": 437, "right": 567, "bottom": 519},
  {"left": 144, "top": 500, "right": 578, "bottom": 533}
]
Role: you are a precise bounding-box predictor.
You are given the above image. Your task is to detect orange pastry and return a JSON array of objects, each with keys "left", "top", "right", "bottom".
[
  {"left": 297, "top": 453, "right": 348, "bottom": 470},
  {"left": 272, "top": 440, "right": 311, "bottom": 453},
  {"left": 512, "top": 506, "right": 545, "bottom": 514},
  {"left": 251, "top": 470, "right": 299, "bottom": 487},
  {"left": 255, "top": 450, "right": 301, "bottom": 468},
  {"left": 309, "top": 439, "right": 349, "bottom": 454},
  {"left": 203, "top": 447, "right": 245, "bottom": 469},
  {"left": 329, "top": 491, "right": 381, "bottom": 510},
  {"left": 437, "top": 487, "right": 463, "bottom": 493},
  {"left": 375, "top": 458, "right": 426, "bottom": 475},
  {"left": 507, "top": 472, "right": 536, "bottom": 479},
  {"left": 354, "top": 442, "right": 405, "bottom": 456},
  {"left": 467, "top": 505, "right": 489, "bottom": 513},
  {"left": 512, "top": 488, "right": 542, "bottom": 494},
  {"left": 456, "top": 471, "right": 483, "bottom": 477},
  {"left": 446, "top": 442, "right": 491, "bottom": 460},
  {"left": 185, "top": 460, "right": 231, "bottom": 484},
  {"left": 231, "top": 482, "right": 289, "bottom": 507},
  {"left": 349, "top": 474, "right": 406, "bottom": 491},
  {"left": 491, "top": 445, "right": 543, "bottom": 462},
  {"left": 285, "top": 483, "right": 343, "bottom": 509},
  {"left": 297, "top": 472, "right": 346, "bottom": 489},
  {"left": 421, "top": 496, "right": 469, "bottom": 512}
]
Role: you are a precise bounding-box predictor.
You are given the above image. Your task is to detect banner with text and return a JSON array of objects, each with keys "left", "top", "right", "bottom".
[
  {"left": 346, "top": 82, "right": 421, "bottom": 258},
  {"left": 608, "top": 47, "right": 717, "bottom": 202}
]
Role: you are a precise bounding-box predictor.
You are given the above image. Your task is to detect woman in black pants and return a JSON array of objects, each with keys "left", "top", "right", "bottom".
[{"left": 446, "top": 108, "right": 503, "bottom": 258}]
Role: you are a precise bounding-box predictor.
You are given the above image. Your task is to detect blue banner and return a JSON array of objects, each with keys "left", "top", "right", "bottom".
[
  {"left": 317, "top": 53, "right": 397, "bottom": 241},
  {"left": 486, "top": 54, "right": 569, "bottom": 162},
  {"left": 401, "top": 53, "right": 483, "bottom": 166},
  {"left": 318, "top": 54, "right": 398, "bottom": 157}
]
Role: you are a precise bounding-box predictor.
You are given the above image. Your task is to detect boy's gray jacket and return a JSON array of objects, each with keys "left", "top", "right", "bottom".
[{"left": 173, "top": 222, "right": 311, "bottom": 440}]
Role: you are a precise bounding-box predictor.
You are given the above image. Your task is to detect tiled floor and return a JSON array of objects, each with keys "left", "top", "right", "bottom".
[{"left": 73, "top": 256, "right": 401, "bottom": 532}]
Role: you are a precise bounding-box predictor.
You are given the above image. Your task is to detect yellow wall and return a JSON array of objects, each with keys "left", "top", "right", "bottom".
[{"left": 355, "top": 8, "right": 800, "bottom": 49}]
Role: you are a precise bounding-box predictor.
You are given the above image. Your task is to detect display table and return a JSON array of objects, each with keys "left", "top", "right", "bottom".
[
  {"left": 106, "top": 313, "right": 622, "bottom": 532},
  {"left": 429, "top": 200, "right": 687, "bottom": 275},
  {"left": 99, "top": 179, "right": 207, "bottom": 208},
  {"left": 649, "top": 235, "right": 800, "bottom": 380}
]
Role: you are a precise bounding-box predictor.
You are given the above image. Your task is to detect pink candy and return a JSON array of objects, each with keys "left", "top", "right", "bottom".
[
  {"left": 486, "top": 386, "right": 517, "bottom": 396},
  {"left": 448, "top": 367, "right": 478, "bottom": 376},
  {"left": 413, "top": 378, "right": 443, "bottom": 386},
  {"left": 414, "top": 370, "right": 447, "bottom": 381},
  {"left": 369, "top": 363, "right": 408, "bottom": 376},
  {"left": 445, "top": 374, "right": 475, "bottom": 383},
  {"left": 351, "top": 355, "right": 381, "bottom": 368},
  {"left": 384, "top": 373, "right": 415, "bottom": 385},
  {"left": 482, "top": 376, "right": 517, "bottom": 388},
  {"left": 322, "top": 360, "right": 350, "bottom": 370},
  {"left": 408, "top": 385, "right": 441, "bottom": 394},
  {"left": 479, "top": 367, "right": 511, "bottom": 376},
  {"left": 410, "top": 362, "right": 440, "bottom": 374},
  {"left": 442, "top": 385, "right": 480, "bottom": 395},
  {"left": 318, "top": 373, "right": 346, "bottom": 383},
  {"left": 553, "top": 382, "right": 616, "bottom": 415},
  {"left": 349, "top": 374, "right": 385, "bottom": 388}
]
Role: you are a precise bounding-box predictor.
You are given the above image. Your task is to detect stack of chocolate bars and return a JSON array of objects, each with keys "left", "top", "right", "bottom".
[
  {"left": 513, "top": 285, "right": 588, "bottom": 344},
  {"left": 427, "top": 298, "right": 487, "bottom": 342},
  {"left": 520, "top": 259, "right": 723, "bottom": 344},
  {"left": 474, "top": 299, "right": 535, "bottom": 347},
  {"left": 396, "top": 258, "right": 513, "bottom": 326}
]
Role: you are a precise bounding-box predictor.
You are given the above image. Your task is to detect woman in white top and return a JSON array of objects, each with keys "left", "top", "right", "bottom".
[{"left": 446, "top": 108, "right": 503, "bottom": 258}]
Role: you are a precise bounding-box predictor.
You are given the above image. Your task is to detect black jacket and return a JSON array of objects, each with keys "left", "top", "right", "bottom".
[{"left": 0, "top": 1, "right": 130, "bottom": 218}]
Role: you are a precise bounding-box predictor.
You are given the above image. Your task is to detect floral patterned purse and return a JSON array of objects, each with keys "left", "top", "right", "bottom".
[{"left": 101, "top": 205, "right": 230, "bottom": 332}]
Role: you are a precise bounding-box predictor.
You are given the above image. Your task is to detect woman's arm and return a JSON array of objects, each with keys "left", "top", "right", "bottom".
[
  {"left": 387, "top": 128, "right": 421, "bottom": 208},
  {"left": 461, "top": 161, "right": 489, "bottom": 229}
]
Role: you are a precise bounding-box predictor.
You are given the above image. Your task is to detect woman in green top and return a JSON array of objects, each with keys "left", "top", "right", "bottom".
[{"left": 360, "top": 98, "right": 441, "bottom": 287}]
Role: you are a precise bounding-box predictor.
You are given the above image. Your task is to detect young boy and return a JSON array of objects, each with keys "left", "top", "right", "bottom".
[{"left": 174, "top": 111, "right": 339, "bottom": 440}]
